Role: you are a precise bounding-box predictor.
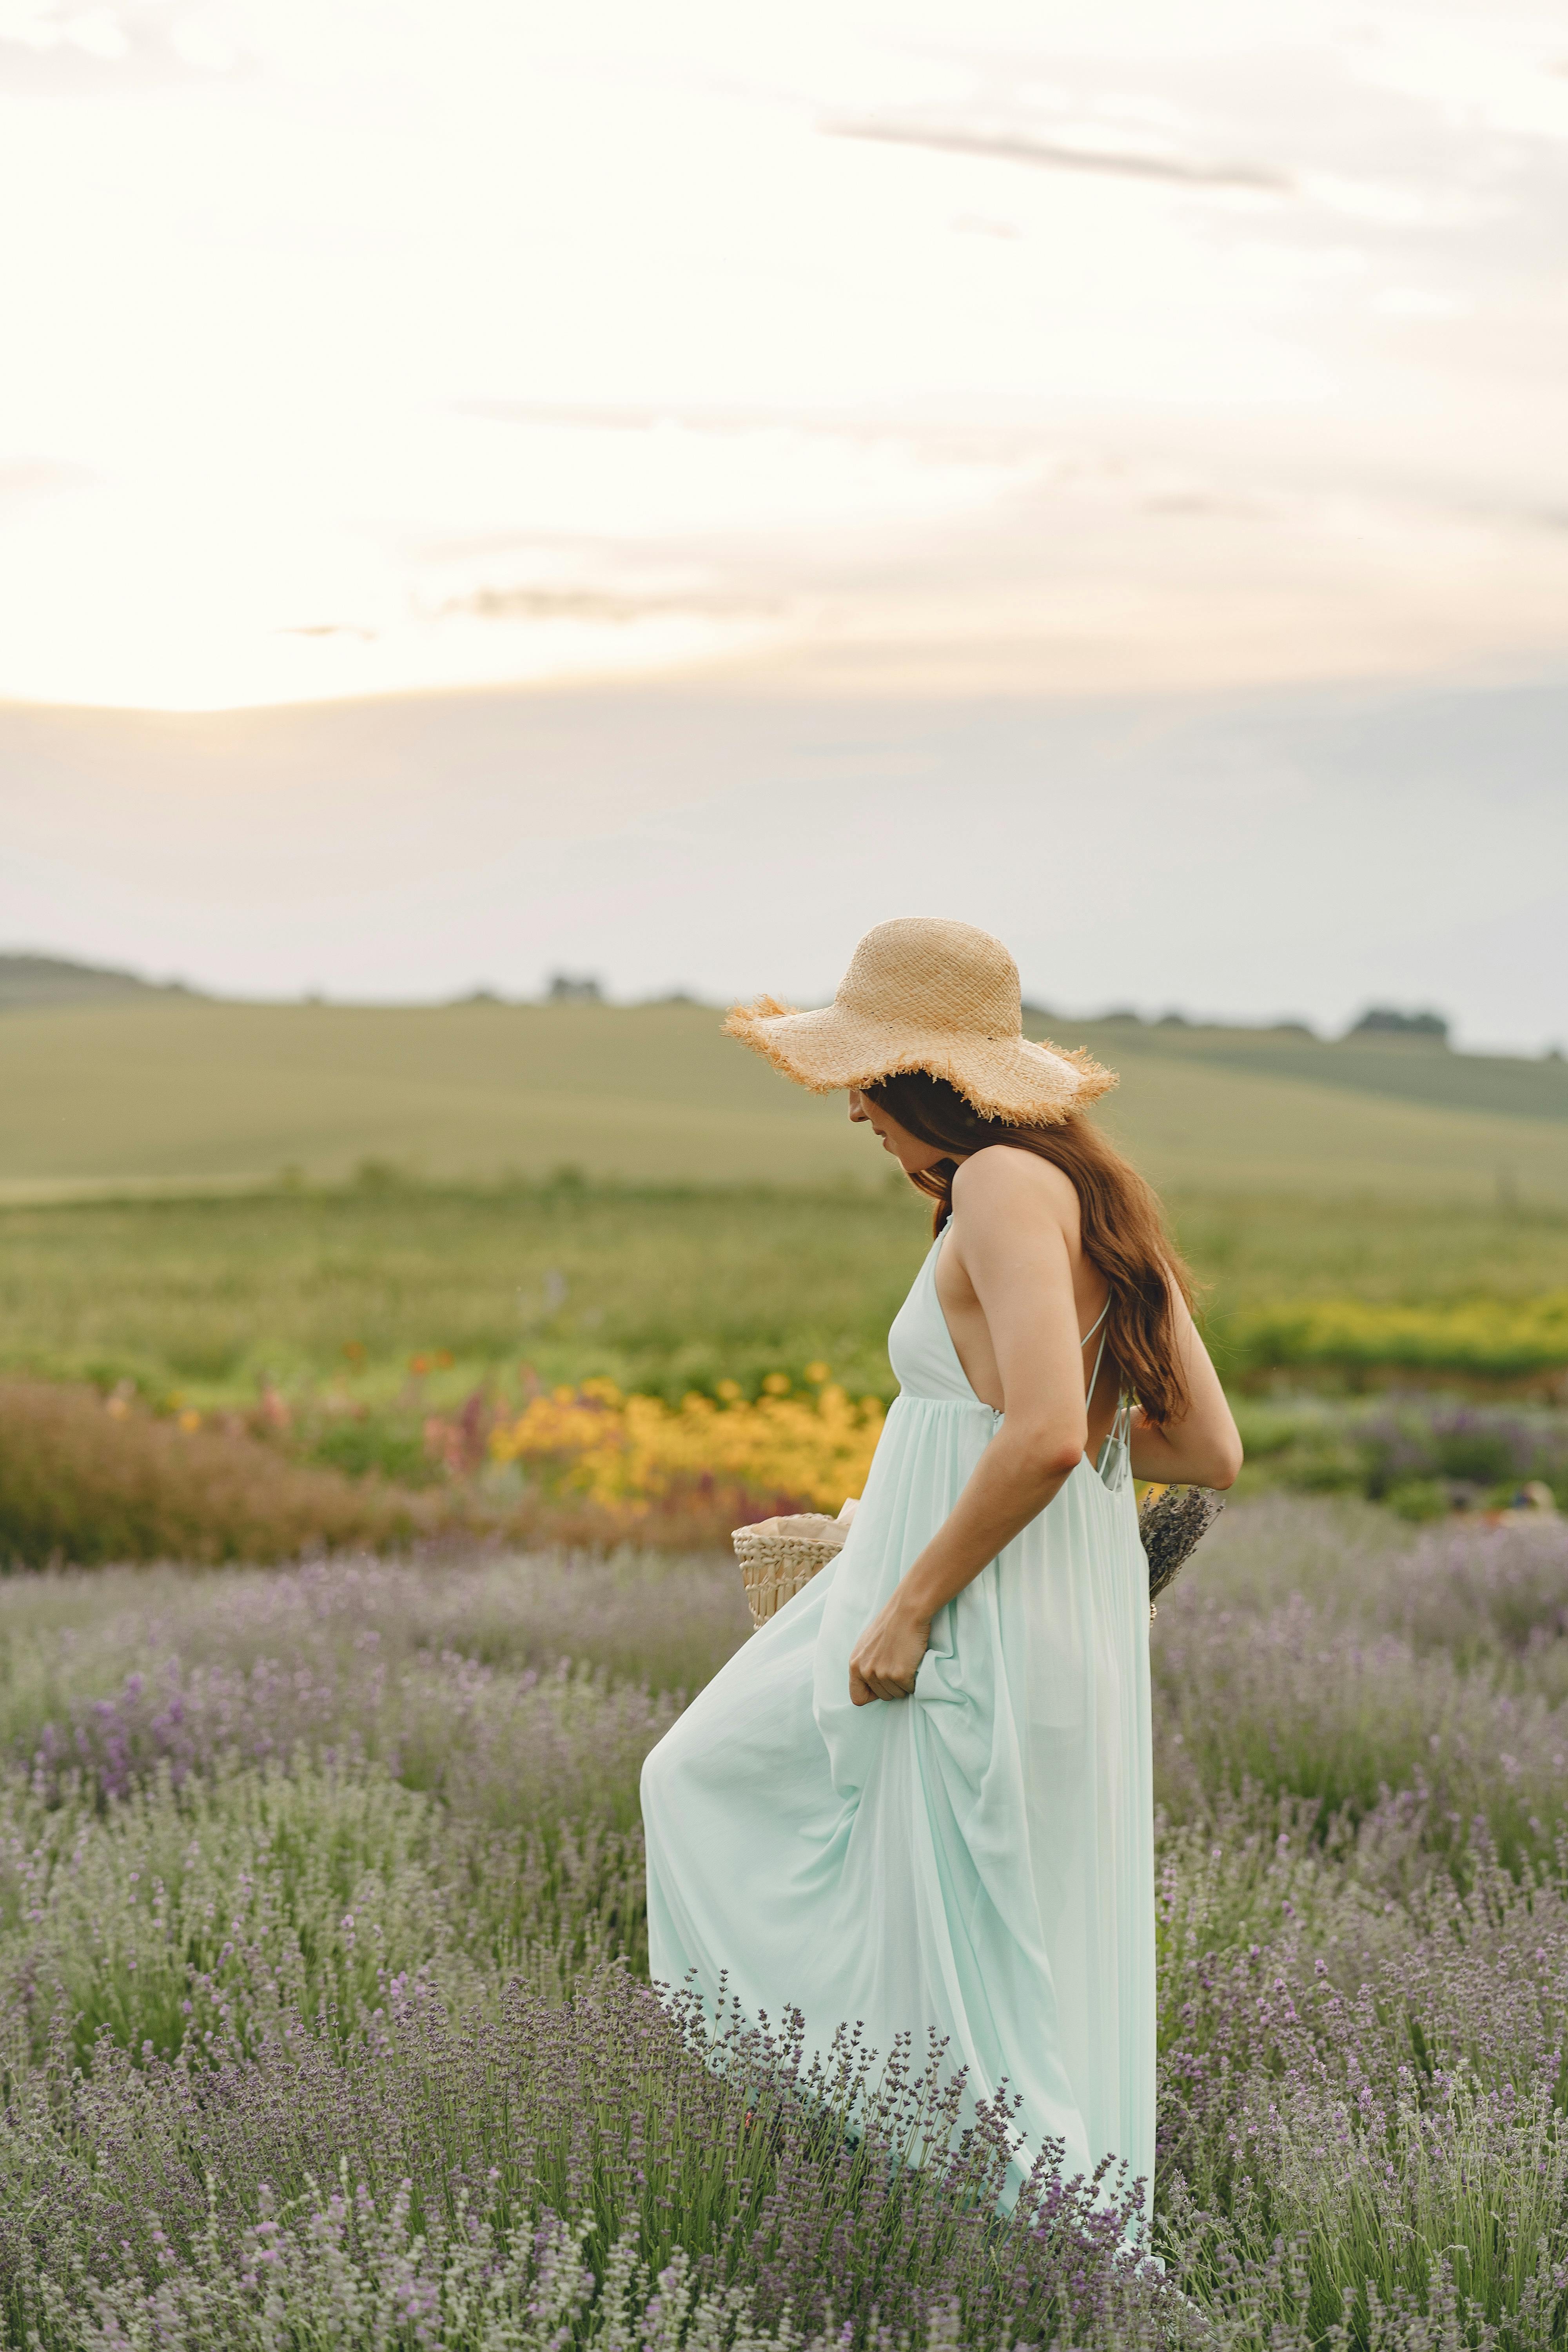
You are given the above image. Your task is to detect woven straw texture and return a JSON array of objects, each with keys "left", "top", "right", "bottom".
[
  {"left": 734, "top": 1486, "right": 1223, "bottom": 1633},
  {"left": 732, "top": 1514, "right": 849, "bottom": 1630},
  {"left": 725, "top": 917, "right": 1113, "bottom": 1126}
]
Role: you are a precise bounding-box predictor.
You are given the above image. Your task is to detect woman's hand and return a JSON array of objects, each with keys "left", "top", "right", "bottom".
[{"left": 849, "top": 1592, "right": 932, "bottom": 1706}]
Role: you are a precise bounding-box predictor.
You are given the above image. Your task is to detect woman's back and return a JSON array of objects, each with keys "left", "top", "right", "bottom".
[{"left": 932, "top": 1145, "right": 1117, "bottom": 1448}]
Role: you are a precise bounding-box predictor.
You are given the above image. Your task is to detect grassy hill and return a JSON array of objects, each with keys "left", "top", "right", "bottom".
[
  {"left": 2, "top": 994, "right": 1566, "bottom": 1205},
  {"left": 1073, "top": 1016, "right": 1568, "bottom": 1124},
  {"left": 0, "top": 951, "right": 194, "bottom": 1009}
]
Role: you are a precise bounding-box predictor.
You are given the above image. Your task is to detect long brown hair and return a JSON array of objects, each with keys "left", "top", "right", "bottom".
[{"left": 863, "top": 1070, "right": 1194, "bottom": 1426}]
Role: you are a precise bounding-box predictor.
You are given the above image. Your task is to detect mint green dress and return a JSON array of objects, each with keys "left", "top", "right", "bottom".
[{"left": 641, "top": 1226, "right": 1155, "bottom": 2219}]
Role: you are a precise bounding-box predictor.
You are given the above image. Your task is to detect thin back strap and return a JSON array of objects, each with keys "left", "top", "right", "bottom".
[
  {"left": 1083, "top": 1298, "right": 1111, "bottom": 1403},
  {"left": 1083, "top": 1293, "right": 1132, "bottom": 1492}
]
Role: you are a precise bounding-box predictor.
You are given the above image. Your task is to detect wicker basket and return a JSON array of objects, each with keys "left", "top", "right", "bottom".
[
  {"left": 733, "top": 1488, "right": 1221, "bottom": 1633},
  {"left": 733, "top": 1511, "right": 852, "bottom": 1630}
]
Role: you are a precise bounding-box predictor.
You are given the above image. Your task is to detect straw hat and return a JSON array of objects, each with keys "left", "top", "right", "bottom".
[{"left": 725, "top": 917, "right": 1114, "bottom": 1126}]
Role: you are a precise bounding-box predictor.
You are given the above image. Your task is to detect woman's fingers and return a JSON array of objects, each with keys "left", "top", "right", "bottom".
[
  {"left": 850, "top": 1657, "right": 915, "bottom": 1703},
  {"left": 849, "top": 1603, "right": 928, "bottom": 1702}
]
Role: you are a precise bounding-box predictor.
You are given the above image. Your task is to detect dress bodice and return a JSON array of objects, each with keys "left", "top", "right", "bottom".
[
  {"left": 886, "top": 1232, "right": 991, "bottom": 1408},
  {"left": 887, "top": 1225, "right": 1129, "bottom": 1489}
]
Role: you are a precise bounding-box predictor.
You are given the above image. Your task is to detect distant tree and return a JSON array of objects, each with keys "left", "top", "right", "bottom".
[
  {"left": 1345, "top": 1006, "right": 1450, "bottom": 1043},
  {"left": 546, "top": 973, "right": 604, "bottom": 1004}
]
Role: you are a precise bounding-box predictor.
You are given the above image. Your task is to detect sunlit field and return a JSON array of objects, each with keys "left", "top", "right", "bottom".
[
  {"left": 4, "top": 998, "right": 1567, "bottom": 1203},
  {"left": 3, "top": 1498, "right": 1568, "bottom": 2346},
  {"left": 5, "top": 1175, "right": 1568, "bottom": 1407},
  {"left": 2, "top": 1174, "right": 1566, "bottom": 1566}
]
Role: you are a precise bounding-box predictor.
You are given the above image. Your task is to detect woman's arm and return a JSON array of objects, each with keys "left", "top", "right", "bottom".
[
  {"left": 1126, "top": 1286, "right": 1243, "bottom": 1490},
  {"left": 849, "top": 1150, "right": 1090, "bottom": 1705}
]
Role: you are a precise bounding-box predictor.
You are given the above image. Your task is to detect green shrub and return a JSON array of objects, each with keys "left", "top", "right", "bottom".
[
  {"left": 0, "top": 1380, "right": 434, "bottom": 1567},
  {"left": 1385, "top": 1477, "right": 1450, "bottom": 1521},
  {"left": 1229, "top": 1293, "right": 1568, "bottom": 1379},
  {"left": 306, "top": 1416, "right": 436, "bottom": 1485}
]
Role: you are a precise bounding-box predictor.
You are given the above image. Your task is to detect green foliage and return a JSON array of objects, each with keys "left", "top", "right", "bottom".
[
  {"left": 3, "top": 1181, "right": 1566, "bottom": 1421},
  {"left": 1226, "top": 1293, "right": 1568, "bottom": 1379},
  {"left": 1230, "top": 1394, "right": 1568, "bottom": 1514},
  {"left": 4, "top": 1181, "right": 1566, "bottom": 1563},
  {"left": 0, "top": 1179, "right": 932, "bottom": 1409},
  {"left": 305, "top": 1417, "right": 437, "bottom": 1485},
  {"left": 0, "top": 1379, "right": 431, "bottom": 1568}
]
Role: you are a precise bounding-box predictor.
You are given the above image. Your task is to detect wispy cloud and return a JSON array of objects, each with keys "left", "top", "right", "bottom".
[
  {"left": 442, "top": 585, "right": 774, "bottom": 624},
  {"left": 277, "top": 623, "right": 378, "bottom": 641},
  {"left": 0, "top": 459, "right": 96, "bottom": 503},
  {"left": 457, "top": 400, "right": 925, "bottom": 449},
  {"left": 0, "top": 0, "right": 242, "bottom": 89},
  {"left": 824, "top": 115, "right": 1291, "bottom": 193}
]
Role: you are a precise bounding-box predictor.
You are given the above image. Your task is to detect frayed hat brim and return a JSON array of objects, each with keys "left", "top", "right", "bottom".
[{"left": 725, "top": 997, "right": 1114, "bottom": 1126}]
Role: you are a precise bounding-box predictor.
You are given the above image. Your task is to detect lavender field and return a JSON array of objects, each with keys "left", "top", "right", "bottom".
[{"left": 4, "top": 1501, "right": 1568, "bottom": 2348}]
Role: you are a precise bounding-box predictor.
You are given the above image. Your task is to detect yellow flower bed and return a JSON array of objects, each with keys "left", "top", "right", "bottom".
[
  {"left": 1232, "top": 1294, "right": 1568, "bottom": 1378},
  {"left": 490, "top": 1370, "right": 886, "bottom": 1518}
]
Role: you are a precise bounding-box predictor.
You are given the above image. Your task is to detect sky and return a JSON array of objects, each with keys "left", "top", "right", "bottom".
[{"left": 2, "top": 0, "right": 1566, "bottom": 1042}]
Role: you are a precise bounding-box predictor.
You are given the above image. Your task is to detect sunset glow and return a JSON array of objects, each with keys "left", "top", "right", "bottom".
[{"left": 4, "top": 0, "right": 1567, "bottom": 710}]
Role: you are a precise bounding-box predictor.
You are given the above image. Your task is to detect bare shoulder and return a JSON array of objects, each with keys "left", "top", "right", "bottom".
[{"left": 951, "top": 1145, "right": 1079, "bottom": 1236}]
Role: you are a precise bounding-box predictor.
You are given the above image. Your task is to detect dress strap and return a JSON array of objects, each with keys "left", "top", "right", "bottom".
[
  {"left": 1082, "top": 1297, "right": 1111, "bottom": 1403},
  {"left": 1083, "top": 1294, "right": 1132, "bottom": 1492}
]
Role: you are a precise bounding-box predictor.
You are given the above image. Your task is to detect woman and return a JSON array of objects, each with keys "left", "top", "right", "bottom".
[{"left": 640, "top": 916, "right": 1241, "bottom": 2220}]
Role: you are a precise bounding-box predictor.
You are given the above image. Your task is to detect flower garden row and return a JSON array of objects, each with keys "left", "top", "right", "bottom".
[{"left": 7, "top": 1506, "right": 1568, "bottom": 2342}]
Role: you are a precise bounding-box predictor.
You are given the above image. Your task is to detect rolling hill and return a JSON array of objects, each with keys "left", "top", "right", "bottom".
[
  {"left": 0, "top": 951, "right": 194, "bottom": 1009},
  {"left": 1, "top": 993, "right": 1565, "bottom": 1205}
]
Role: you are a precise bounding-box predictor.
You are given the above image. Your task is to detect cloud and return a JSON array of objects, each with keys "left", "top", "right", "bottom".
[
  {"left": 824, "top": 115, "right": 1292, "bottom": 193},
  {"left": 442, "top": 585, "right": 774, "bottom": 625},
  {"left": 0, "top": 0, "right": 243, "bottom": 90},
  {"left": 276, "top": 623, "right": 379, "bottom": 640},
  {"left": 1142, "top": 492, "right": 1259, "bottom": 518},
  {"left": 456, "top": 400, "right": 926, "bottom": 451},
  {"left": 0, "top": 459, "right": 98, "bottom": 503}
]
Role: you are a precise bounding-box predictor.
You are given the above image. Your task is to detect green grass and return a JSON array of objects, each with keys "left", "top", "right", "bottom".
[
  {"left": 4, "top": 996, "right": 1568, "bottom": 1203},
  {"left": 0, "top": 1177, "right": 928, "bottom": 1407},
  {"left": 4, "top": 998, "right": 1565, "bottom": 1458},
  {"left": 4, "top": 1178, "right": 1567, "bottom": 1414}
]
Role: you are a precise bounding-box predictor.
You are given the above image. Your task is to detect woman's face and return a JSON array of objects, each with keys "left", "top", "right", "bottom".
[{"left": 848, "top": 1087, "right": 955, "bottom": 1177}]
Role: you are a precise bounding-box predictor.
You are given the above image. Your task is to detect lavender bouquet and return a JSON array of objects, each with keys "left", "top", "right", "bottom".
[{"left": 1140, "top": 1482, "right": 1224, "bottom": 1610}]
